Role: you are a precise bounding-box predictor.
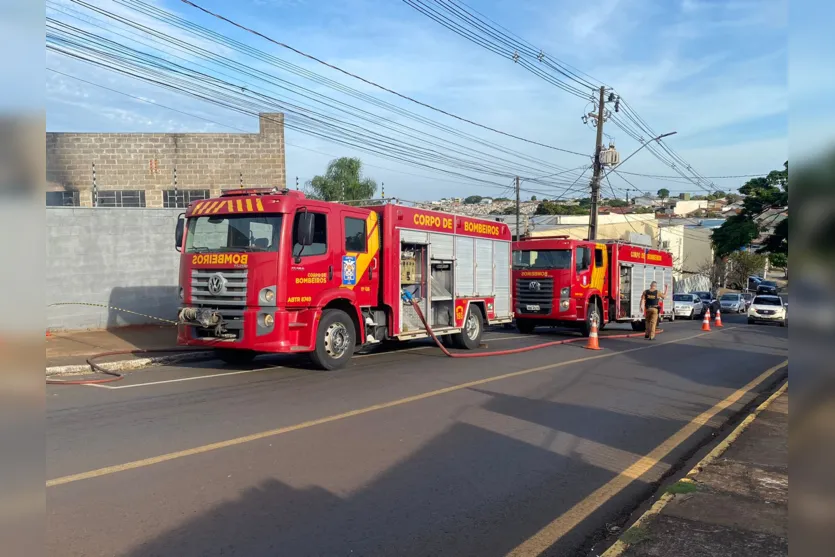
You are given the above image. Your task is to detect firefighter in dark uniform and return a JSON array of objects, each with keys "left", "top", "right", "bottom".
[{"left": 640, "top": 281, "right": 668, "bottom": 340}]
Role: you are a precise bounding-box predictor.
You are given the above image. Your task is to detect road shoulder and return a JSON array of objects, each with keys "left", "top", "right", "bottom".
[{"left": 604, "top": 382, "right": 788, "bottom": 557}]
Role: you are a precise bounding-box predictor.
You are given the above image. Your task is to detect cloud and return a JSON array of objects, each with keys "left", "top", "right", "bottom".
[{"left": 45, "top": 0, "right": 789, "bottom": 199}]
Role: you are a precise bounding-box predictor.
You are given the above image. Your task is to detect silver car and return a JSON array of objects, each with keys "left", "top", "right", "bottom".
[
  {"left": 719, "top": 293, "right": 746, "bottom": 313},
  {"left": 673, "top": 293, "right": 702, "bottom": 320}
]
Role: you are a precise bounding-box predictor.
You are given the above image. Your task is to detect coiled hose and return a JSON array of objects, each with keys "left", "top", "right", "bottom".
[
  {"left": 403, "top": 292, "right": 661, "bottom": 358},
  {"left": 45, "top": 347, "right": 212, "bottom": 385}
]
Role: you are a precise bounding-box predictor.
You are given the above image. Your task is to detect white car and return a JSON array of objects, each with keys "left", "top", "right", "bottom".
[
  {"left": 748, "top": 295, "right": 787, "bottom": 327},
  {"left": 672, "top": 293, "right": 702, "bottom": 320}
]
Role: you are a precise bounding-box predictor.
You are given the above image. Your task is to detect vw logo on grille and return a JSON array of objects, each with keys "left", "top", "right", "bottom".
[
  {"left": 529, "top": 281, "right": 541, "bottom": 292},
  {"left": 207, "top": 273, "right": 227, "bottom": 296}
]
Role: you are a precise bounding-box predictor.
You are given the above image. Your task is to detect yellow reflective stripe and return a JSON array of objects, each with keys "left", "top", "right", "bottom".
[
  {"left": 246, "top": 199, "right": 253, "bottom": 212},
  {"left": 202, "top": 201, "right": 218, "bottom": 214},
  {"left": 193, "top": 202, "right": 207, "bottom": 215},
  {"left": 210, "top": 201, "right": 224, "bottom": 213},
  {"left": 255, "top": 198, "right": 264, "bottom": 212},
  {"left": 237, "top": 199, "right": 243, "bottom": 212},
  {"left": 227, "top": 200, "right": 234, "bottom": 213}
]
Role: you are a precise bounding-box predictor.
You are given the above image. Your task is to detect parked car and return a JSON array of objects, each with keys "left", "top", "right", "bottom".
[
  {"left": 742, "top": 291, "right": 755, "bottom": 310},
  {"left": 756, "top": 282, "right": 779, "bottom": 296},
  {"left": 672, "top": 293, "right": 703, "bottom": 320},
  {"left": 748, "top": 295, "right": 787, "bottom": 327},
  {"left": 719, "top": 293, "right": 746, "bottom": 313}
]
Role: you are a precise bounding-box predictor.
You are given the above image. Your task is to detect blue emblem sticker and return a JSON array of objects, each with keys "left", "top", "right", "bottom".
[{"left": 342, "top": 256, "right": 357, "bottom": 286}]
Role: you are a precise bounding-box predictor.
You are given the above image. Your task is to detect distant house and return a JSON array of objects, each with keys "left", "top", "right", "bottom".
[
  {"left": 722, "top": 201, "right": 743, "bottom": 213},
  {"left": 479, "top": 198, "right": 494, "bottom": 205},
  {"left": 632, "top": 196, "right": 659, "bottom": 208}
]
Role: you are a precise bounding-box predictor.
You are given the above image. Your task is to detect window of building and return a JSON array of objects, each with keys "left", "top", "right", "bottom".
[
  {"left": 293, "top": 212, "right": 327, "bottom": 256},
  {"left": 46, "top": 191, "right": 80, "bottom": 207},
  {"left": 595, "top": 248, "right": 604, "bottom": 268},
  {"left": 96, "top": 190, "right": 146, "bottom": 208},
  {"left": 163, "top": 189, "right": 210, "bottom": 208},
  {"left": 344, "top": 217, "right": 367, "bottom": 252},
  {"left": 575, "top": 246, "right": 591, "bottom": 272}
]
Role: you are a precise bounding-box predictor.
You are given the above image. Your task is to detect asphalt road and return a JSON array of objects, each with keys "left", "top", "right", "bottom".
[{"left": 47, "top": 315, "right": 788, "bottom": 557}]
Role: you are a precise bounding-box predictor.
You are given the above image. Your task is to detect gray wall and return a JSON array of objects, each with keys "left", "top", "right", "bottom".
[
  {"left": 46, "top": 113, "right": 286, "bottom": 207},
  {"left": 46, "top": 207, "right": 182, "bottom": 331}
]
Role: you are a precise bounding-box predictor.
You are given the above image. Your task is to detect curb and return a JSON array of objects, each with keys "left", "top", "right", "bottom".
[
  {"left": 601, "top": 378, "right": 789, "bottom": 557},
  {"left": 45, "top": 351, "right": 215, "bottom": 377}
]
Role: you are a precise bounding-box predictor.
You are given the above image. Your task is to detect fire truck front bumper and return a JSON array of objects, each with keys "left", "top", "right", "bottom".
[
  {"left": 514, "top": 297, "right": 577, "bottom": 318},
  {"left": 177, "top": 306, "right": 320, "bottom": 353}
]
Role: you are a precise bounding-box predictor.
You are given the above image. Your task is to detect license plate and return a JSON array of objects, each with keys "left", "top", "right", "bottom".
[{"left": 525, "top": 304, "right": 540, "bottom": 311}]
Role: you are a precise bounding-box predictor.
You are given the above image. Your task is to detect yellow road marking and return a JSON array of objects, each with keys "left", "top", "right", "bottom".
[
  {"left": 46, "top": 328, "right": 735, "bottom": 488},
  {"left": 506, "top": 358, "right": 788, "bottom": 556}
]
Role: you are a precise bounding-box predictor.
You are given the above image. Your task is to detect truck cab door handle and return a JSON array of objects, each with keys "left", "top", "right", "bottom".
[
  {"left": 369, "top": 257, "right": 377, "bottom": 279},
  {"left": 328, "top": 265, "right": 333, "bottom": 280}
]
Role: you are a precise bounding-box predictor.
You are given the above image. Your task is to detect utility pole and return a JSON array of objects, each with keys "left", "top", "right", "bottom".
[
  {"left": 515, "top": 175, "right": 521, "bottom": 240},
  {"left": 588, "top": 86, "right": 606, "bottom": 241}
]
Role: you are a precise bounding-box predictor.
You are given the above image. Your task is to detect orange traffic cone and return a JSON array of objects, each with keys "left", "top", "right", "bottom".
[
  {"left": 585, "top": 321, "right": 602, "bottom": 350},
  {"left": 702, "top": 308, "right": 712, "bottom": 331},
  {"left": 714, "top": 308, "right": 724, "bottom": 328}
]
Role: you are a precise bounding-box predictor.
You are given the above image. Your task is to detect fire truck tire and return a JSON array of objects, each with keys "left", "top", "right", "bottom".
[
  {"left": 580, "top": 303, "right": 601, "bottom": 337},
  {"left": 310, "top": 309, "right": 356, "bottom": 370},
  {"left": 453, "top": 305, "right": 484, "bottom": 350},
  {"left": 516, "top": 319, "right": 536, "bottom": 334},
  {"left": 215, "top": 349, "right": 258, "bottom": 365}
]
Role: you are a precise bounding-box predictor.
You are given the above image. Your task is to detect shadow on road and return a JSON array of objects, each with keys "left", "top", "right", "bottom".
[{"left": 117, "top": 421, "right": 634, "bottom": 557}]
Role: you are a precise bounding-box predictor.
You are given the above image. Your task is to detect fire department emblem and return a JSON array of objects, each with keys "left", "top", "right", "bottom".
[
  {"left": 528, "top": 281, "right": 541, "bottom": 292},
  {"left": 455, "top": 305, "right": 465, "bottom": 322},
  {"left": 207, "top": 273, "right": 227, "bottom": 295},
  {"left": 342, "top": 256, "right": 357, "bottom": 286}
]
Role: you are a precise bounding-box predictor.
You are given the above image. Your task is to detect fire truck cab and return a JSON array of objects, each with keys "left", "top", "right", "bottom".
[
  {"left": 174, "top": 188, "right": 513, "bottom": 370},
  {"left": 512, "top": 235, "right": 673, "bottom": 335}
]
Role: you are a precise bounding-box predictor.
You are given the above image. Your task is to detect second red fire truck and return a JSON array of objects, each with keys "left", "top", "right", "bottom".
[{"left": 512, "top": 235, "right": 674, "bottom": 335}]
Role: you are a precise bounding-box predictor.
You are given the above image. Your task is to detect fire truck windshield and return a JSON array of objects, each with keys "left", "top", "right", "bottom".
[
  {"left": 513, "top": 249, "right": 571, "bottom": 270},
  {"left": 186, "top": 214, "right": 283, "bottom": 253}
]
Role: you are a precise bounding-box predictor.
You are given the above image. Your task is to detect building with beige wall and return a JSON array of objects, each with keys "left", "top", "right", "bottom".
[{"left": 46, "top": 113, "right": 286, "bottom": 208}]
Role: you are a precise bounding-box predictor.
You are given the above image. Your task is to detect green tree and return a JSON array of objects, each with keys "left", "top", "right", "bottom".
[
  {"left": 530, "top": 195, "right": 537, "bottom": 201},
  {"left": 728, "top": 251, "right": 767, "bottom": 289},
  {"left": 535, "top": 201, "right": 590, "bottom": 216},
  {"left": 494, "top": 197, "right": 512, "bottom": 202},
  {"left": 769, "top": 252, "right": 787, "bottom": 269},
  {"left": 306, "top": 157, "right": 377, "bottom": 201},
  {"left": 607, "top": 199, "right": 629, "bottom": 208},
  {"left": 463, "top": 195, "right": 483, "bottom": 205},
  {"left": 657, "top": 188, "right": 670, "bottom": 199},
  {"left": 578, "top": 197, "right": 592, "bottom": 208},
  {"left": 712, "top": 161, "right": 788, "bottom": 257}
]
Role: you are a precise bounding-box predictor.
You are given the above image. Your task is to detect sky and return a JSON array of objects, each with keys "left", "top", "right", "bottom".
[{"left": 45, "top": 0, "right": 793, "bottom": 201}]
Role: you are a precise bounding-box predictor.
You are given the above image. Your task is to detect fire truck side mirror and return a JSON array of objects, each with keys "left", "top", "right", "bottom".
[
  {"left": 175, "top": 214, "right": 185, "bottom": 252},
  {"left": 296, "top": 211, "right": 315, "bottom": 247}
]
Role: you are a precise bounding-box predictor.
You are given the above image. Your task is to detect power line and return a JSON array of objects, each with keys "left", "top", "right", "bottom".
[
  {"left": 49, "top": 3, "right": 578, "bottom": 182},
  {"left": 176, "top": 0, "right": 590, "bottom": 157}
]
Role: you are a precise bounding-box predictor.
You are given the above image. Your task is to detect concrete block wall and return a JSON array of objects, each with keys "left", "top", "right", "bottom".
[
  {"left": 46, "top": 113, "right": 286, "bottom": 207},
  {"left": 46, "top": 208, "right": 182, "bottom": 331}
]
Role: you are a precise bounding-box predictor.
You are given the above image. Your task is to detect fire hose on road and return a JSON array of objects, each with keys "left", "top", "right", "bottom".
[{"left": 401, "top": 291, "right": 661, "bottom": 358}]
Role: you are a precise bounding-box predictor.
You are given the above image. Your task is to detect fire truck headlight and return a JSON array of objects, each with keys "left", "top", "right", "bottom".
[
  {"left": 560, "top": 300, "right": 570, "bottom": 311},
  {"left": 259, "top": 286, "right": 277, "bottom": 306},
  {"left": 262, "top": 313, "right": 274, "bottom": 327},
  {"left": 560, "top": 287, "right": 570, "bottom": 298},
  {"left": 178, "top": 287, "right": 184, "bottom": 302}
]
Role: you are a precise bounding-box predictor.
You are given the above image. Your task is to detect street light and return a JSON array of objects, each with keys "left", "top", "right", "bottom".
[{"left": 603, "top": 131, "right": 677, "bottom": 179}]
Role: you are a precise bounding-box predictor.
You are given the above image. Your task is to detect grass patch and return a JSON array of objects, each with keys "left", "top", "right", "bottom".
[
  {"left": 666, "top": 480, "right": 699, "bottom": 495},
  {"left": 621, "top": 525, "right": 653, "bottom": 546}
]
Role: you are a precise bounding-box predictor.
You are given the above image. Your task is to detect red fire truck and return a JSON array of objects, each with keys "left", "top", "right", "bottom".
[
  {"left": 175, "top": 188, "right": 513, "bottom": 369},
  {"left": 512, "top": 235, "right": 674, "bottom": 335}
]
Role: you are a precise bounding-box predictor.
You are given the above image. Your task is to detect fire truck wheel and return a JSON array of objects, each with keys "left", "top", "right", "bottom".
[
  {"left": 516, "top": 319, "right": 536, "bottom": 334},
  {"left": 580, "top": 303, "right": 601, "bottom": 337},
  {"left": 453, "top": 305, "right": 484, "bottom": 350},
  {"left": 311, "top": 309, "right": 356, "bottom": 370},
  {"left": 215, "top": 349, "right": 258, "bottom": 365}
]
